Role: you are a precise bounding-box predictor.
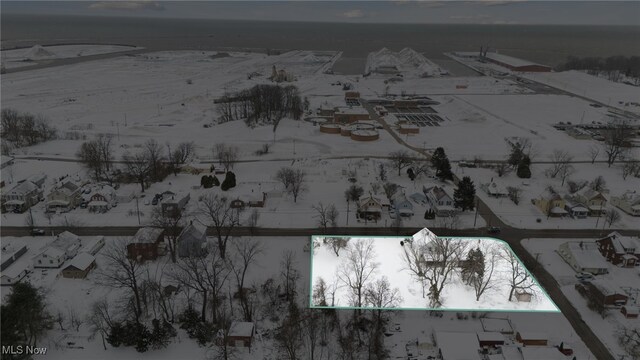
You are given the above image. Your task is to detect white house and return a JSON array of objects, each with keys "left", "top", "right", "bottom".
[
  {"left": 1, "top": 263, "right": 30, "bottom": 286},
  {"left": 483, "top": 180, "right": 508, "bottom": 198},
  {"left": 423, "top": 185, "right": 457, "bottom": 217},
  {"left": 611, "top": 191, "right": 640, "bottom": 217},
  {"left": 357, "top": 194, "right": 384, "bottom": 220},
  {"left": 391, "top": 192, "right": 414, "bottom": 217},
  {"left": 2, "top": 179, "right": 44, "bottom": 213},
  {"left": 177, "top": 222, "right": 208, "bottom": 258},
  {"left": 52, "top": 231, "right": 82, "bottom": 259},
  {"left": 33, "top": 247, "right": 66, "bottom": 268},
  {"left": 557, "top": 241, "right": 609, "bottom": 275}
]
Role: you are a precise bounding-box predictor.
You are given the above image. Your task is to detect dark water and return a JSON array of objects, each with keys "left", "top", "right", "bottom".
[{"left": 2, "top": 14, "right": 640, "bottom": 72}]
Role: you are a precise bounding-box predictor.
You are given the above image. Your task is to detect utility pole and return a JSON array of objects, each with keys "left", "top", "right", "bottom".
[
  {"left": 473, "top": 198, "right": 479, "bottom": 228},
  {"left": 135, "top": 196, "right": 141, "bottom": 225}
]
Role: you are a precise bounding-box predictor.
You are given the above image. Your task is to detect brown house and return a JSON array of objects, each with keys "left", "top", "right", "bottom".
[
  {"left": 621, "top": 306, "right": 639, "bottom": 319},
  {"left": 516, "top": 332, "right": 548, "bottom": 346},
  {"left": 586, "top": 279, "right": 628, "bottom": 306},
  {"left": 596, "top": 232, "right": 640, "bottom": 268},
  {"left": 127, "top": 227, "right": 165, "bottom": 261},
  {"left": 61, "top": 253, "right": 96, "bottom": 279},
  {"left": 227, "top": 322, "right": 255, "bottom": 348}
]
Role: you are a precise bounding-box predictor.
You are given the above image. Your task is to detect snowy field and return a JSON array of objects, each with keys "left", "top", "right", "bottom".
[
  {"left": 523, "top": 70, "right": 640, "bottom": 114},
  {"left": 523, "top": 238, "right": 640, "bottom": 359},
  {"left": 1, "top": 44, "right": 143, "bottom": 69},
  {"left": 311, "top": 229, "right": 558, "bottom": 312}
]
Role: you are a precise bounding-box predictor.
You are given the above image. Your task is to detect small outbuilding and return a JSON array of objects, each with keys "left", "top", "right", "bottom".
[
  {"left": 516, "top": 331, "right": 548, "bottom": 346},
  {"left": 621, "top": 305, "right": 639, "bottom": 319},
  {"left": 227, "top": 321, "right": 255, "bottom": 348},
  {"left": 61, "top": 253, "right": 96, "bottom": 279},
  {"left": 477, "top": 331, "right": 505, "bottom": 347}
]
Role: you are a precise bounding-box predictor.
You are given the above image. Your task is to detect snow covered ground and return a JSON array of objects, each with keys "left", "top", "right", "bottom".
[
  {"left": 523, "top": 238, "right": 640, "bottom": 359},
  {"left": 1, "top": 44, "right": 143, "bottom": 69},
  {"left": 311, "top": 229, "right": 558, "bottom": 312}
]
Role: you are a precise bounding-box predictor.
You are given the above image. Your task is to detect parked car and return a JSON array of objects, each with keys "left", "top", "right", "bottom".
[
  {"left": 487, "top": 226, "right": 501, "bottom": 234},
  {"left": 575, "top": 272, "right": 594, "bottom": 280},
  {"left": 31, "top": 229, "right": 46, "bottom": 236}
]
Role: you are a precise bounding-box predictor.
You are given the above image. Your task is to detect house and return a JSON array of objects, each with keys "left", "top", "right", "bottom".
[
  {"left": 391, "top": 192, "right": 414, "bottom": 217},
  {"left": 127, "top": 227, "right": 165, "bottom": 261},
  {"left": 177, "top": 222, "right": 208, "bottom": 258},
  {"left": 85, "top": 185, "right": 117, "bottom": 213},
  {"left": 229, "top": 192, "right": 266, "bottom": 210},
  {"left": 33, "top": 247, "right": 66, "bottom": 268},
  {"left": 532, "top": 190, "right": 567, "bottom": 217},
  {"left": 52, "top": 231, "right": 82, "bottom": 259},
  {"left": 423, "top": 185, "right": 457, "bottom": 217},
  {"left": 611, "top": 191, "right": 640, "bottom": 216},
  {"left": 477, "top": 332, "right": 505, "bottom": 347},
  {"left": 518, "top": 347, "right": 566, "bottom": 360},
  {"left": 515, "top": 332, "right": 548, "bottom": 346},
  {"left": 1, "top": 243, "right": 28, "bottom": 271},
  {"left": 61, "top": 253, "right": 96, "bottom": 279},
  {"left": 621, "top": 305, "right": 639, "bottom": 319},
  {"left": 434, "top": 331, "right": 481, "bottom": 360},
  {"left": 596, "top": 232, "right": 640, "bottom": 267},
  {"left": 227, "top": 321, "right": 255, "bottom": 348},
  {"left": 569, "top": 188, "right": 608, "bottom": 216},
  {"left": 557, "top": 241, "right": 609, "bottom": 275},
  {"left": 2, "top": 179, "right": 44, "bottom": 213},
  {"left": 357, "top": 194, "right": 384, "bottom": 221},
  {"left": 1, "top": 263, "right": 30, "bottom": 286},
  {"left": 161, "top": 190, "right": 190, "bottom": 215},
  {"left": 82, "top": 236, "right": 105, "bottom": 256},
  {"left": 586, "top": 279, "right": 628, "bottom": 306},
  {"left": 564, "top": 200, "right": 589, "bottom": 219},
  {"left": 483, "top": 180, "right": 508, "bottom": 198},
  {"left": 46, "top": 180, "right": 82, "bottom": 213},
  {"left": 408, "top": 192, "right": 428, "bottom": 206}
]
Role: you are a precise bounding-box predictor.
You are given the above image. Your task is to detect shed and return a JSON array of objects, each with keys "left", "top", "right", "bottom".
[
  {"left": 516, "top": 332, "right": 548, "bottom": 346},
  {"left": 61, "top": 253, "right": 96, "bottom": 279},
  {"left": 621, "top": 305, "right": 639, "bottom": 319},
  {"left": 227, "top": 321, "right": 255, "bottom": 348},
  {"left": 477, "top": 332, "right": 505, "bottom": 347}
]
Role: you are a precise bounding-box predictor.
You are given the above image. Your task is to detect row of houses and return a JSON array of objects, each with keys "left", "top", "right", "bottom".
[
  {"left": 355, "top": 185, "right": 458, "bottom": 221},
  {"left": 559, "top": 232, "right": 640, "bottom": 274},
  {"left": 532, "top": 188, "right": 640, "bottom": 218},
  {"left": 434, "top": 330, "right": 568, "bottom": 360}
]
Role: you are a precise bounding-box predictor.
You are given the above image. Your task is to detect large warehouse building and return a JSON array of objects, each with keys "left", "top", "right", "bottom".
[{"left": 483, "top": 52, "right": 552, "bottom": 72}]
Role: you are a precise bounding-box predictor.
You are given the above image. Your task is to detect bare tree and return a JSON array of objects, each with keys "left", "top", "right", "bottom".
[
  {"left": 494, "top": 162, "right": 510, "bottom": 177},
  {"left": 96, "top": 238, "right": 145, "bottom": 323},
  {"left": 198, "top": 193, "right": 241, "bottom": 259},
  {"left": 171, "top": 246, "right": 229, "bottom": 323},
  {"left": 337, "top": 238, "right": 379, "bottom": 312},
  {"left": 622, "top": 159, "right": 640, "bottom": 180},
  {"left": 602, "top": 119, "right": 631, "bottom": 167},
  {"left": 144, "top": 139, "right": 164, "bottom": 181},
  {"left": 604, "top": 208, "right": 621, "bottom": 228},
  {"left": 67, "top": 306, "right": 83, "bottom": 332},
  {"left": 122, "top": 150, "right": 150, "bottom": 192},
  {"left": 167, "top": 141, "right": 195, "bottom": 176},
  {"left": 401, "top": 230, "right": 466, "bottom": 307},
  {"left": 324, "top": 236, "right": 350, "bottom": 257},
  {"left": 208, "top": 304, "right": 237, "bottom": 360},
  {"left": 247, "top": 209, "right": 259, "bottom": 235},
  {"left": 616, "top": 327, "right": 640, "bottom": 359},
  {"left": 214, "top": 144, "right": 239, "bottom": 172},
  {"left": 436, "top": 213, "right": 461, "bottom": 230},
  {"left": 507, "top": 186, "right": 523, "bottom": 205},
  {"left": 87, "top": 299, "right": 115, "bottom": 350},
  {"left": 301, "top": 308, "right": 321, "bottom": 360},
  {"left": 389, "top": 150, "right": 412, "bottom": 176},
  {"left": 276, "top": 167, "right": 307, "bottom": 203},
  {"left": 588, "top": 145, "right": 600, "bottom": 164},
  {"left": 546, "top": 150, "right": 573, "bottom": 179},
  {"left": 275, "top": 305, "right": 303, "bottom": 360},
  {"left": 280, "top": 250, "right": 300, "bottom": 304},
  {"left": 229, "top": 238, "right": 263, "bottom": 322},
  {"left": 590, "top": 175, "right": 607, "bottom": 192},
  {"left": 149, "top": 206, "right": 183, "bottom": 263},
  {"left": 364, "top": 276, "right": 402, "bottom": 329},
  {"left": 312, "top": 202, "right": 338, "bottom": 232},
  {"left": 500, "top": 246, "right": 535, "bottom": 302},
  {"left": 468, "top": 244, "right": 498, "bottom": 302}
]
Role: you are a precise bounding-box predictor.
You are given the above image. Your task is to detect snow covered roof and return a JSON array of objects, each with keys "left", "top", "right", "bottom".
[
  {"left": 424, "top": 185, "right": 452, "bottom": 201},
  {"left": 476, "top": 332, "right": 505, "bottom": 343},
  {"left": 435, "top": 331, "right": 480, "bottom": 360},
  {"left": 7, "top": 180, "right": 39, "bottom": 195},
  {"left": 517, "top": 332, "right": 547, "bottom": 341},
  {"left": 563, "top": 242, "right": 609, "bottom": 270},
  {"left": 37, "top": 247, "right": 65, "bottom": 259},
  {"left": 485, "top": 181, "right": 508, "bottom": 196},
  {"left": 1, "top": 262, "right": 29, "bottom": 278},
  {"left": 66, "top": 253, "right": 95, "bottom": 271},
  {"left": 178, "top": 222, "right": 207, "bottom": 242},
  {"left": 334, "top": 106, "right": 369, "bottom": 115},
  {"left": 623, "top": 306, "right": 639, "bottom": 315},
  {"left": 484, "top": 52, "right": 544, "bottom": 68},
  {"left": 519, "top": 347, "right": 565, "bottom": 360},
  {"left": 229, "top": 321, "right": 254, "bottom": 337},
  {"left": 549, "top": 206, "right": 568, "bottom": 215},
  {"left": 52, "top": 231, "right": 80, "bottom": 250},
  {"left": 590, "top": 279, "right": 626, "bottom": 296},
  {"left": 131, "top": 227, "right": 164, "bottom": 244}
]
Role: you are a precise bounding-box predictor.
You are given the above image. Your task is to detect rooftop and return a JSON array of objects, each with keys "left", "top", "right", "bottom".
[
  {"left": 484, "top": 52, "right": 545, "bottom": 68},
  {"left": 229, "top": 321, "right": 254, "bottom": 337},
  {"left": 435, "top": 331, "right": 480, "bottom": 360},
  {"left": 131, "top": 227, "right": 164, "bottom": 244}
]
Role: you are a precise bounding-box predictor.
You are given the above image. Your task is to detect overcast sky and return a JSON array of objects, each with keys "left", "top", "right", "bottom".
[{"left": 2, "top": 1, "right": 639, "bottom": 25}]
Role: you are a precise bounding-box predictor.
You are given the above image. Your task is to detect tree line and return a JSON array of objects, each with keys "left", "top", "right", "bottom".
[
  {"left": 557, "top": 55, "right": 640, "bottom": 84},
  {"left": 1, "top": 108, "right": 57, "bottom": 154}
]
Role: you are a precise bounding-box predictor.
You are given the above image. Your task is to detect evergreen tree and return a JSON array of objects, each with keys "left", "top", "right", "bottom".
[
  {"left": 220, "top": 171, "right": 236, "bottom": 191},
  {"left": 454, "top": 176, "right": 476, "bottom": 211},
  {"left": 516, "top": 155, "right": 532, "bottom": 179},
  {"left": 424, "top": 209, "right": 435, "bottom": 220},
  {"left": 212, "top": 175, "right": 220, "bottom": 186},
  {"left": 1, "top": 282, "right": 52, "bottom": 353},
  {"left": 461, "top": 247, "right": 485, "bottom": 285},
  {"left": 431, "top": 147, "right": 446, "bottom": 169},
  {"left": 436, "top": 158, "right": 453, "bottom": 181}
]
